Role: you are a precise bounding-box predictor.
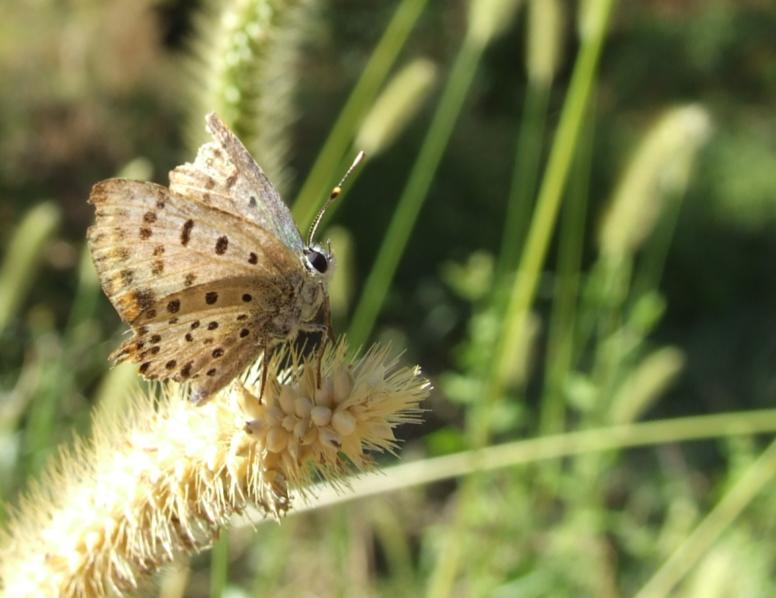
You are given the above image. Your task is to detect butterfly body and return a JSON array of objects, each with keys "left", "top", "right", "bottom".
[{"left": 88, "top": 113, "right": 333, "bottom": 402}]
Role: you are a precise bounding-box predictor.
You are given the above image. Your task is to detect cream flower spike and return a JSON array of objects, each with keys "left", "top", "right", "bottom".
[{"left": 0, "top": 338, "right": 429, "bottom": 597}]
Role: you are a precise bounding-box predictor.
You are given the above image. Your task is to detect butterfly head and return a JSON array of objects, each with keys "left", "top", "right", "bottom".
[{"left": 304, "top": 242, "right": 334, "bottom": 278}]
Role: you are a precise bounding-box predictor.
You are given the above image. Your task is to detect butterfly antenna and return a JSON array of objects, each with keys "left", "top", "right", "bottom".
[{"left": 307, "top": 150, "right": 366, "bottom": 246}]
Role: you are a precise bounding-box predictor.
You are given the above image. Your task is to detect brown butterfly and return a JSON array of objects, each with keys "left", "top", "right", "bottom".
[{"left": 88, "top": 113, "right": 362, "bottom": 403}]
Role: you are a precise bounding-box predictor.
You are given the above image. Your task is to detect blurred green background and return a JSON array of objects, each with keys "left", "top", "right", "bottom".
[{"left": 2, "top": 0, "right": 776, "bottom": 596}]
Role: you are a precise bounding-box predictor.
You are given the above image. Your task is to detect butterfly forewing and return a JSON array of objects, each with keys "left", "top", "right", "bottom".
[
  {"left": 169, "top": 113, "right": 305, "bottom": 254},
  {"left": 89, "top": 179, "right": 300, "bottom": 323},
  {"left": 89, "top": 178, "right": 307, "bottom": 398}
]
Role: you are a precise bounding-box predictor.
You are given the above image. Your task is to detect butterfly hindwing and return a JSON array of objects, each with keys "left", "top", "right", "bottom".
[{"left": 111, "top": 294, "right": 264, "bottom": 396}]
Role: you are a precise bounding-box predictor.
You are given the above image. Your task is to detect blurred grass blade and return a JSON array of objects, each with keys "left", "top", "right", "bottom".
[
  {"left": 349, "top": 0, "right": 524, "bottom": 349},
  {"left": 65, "top": 244, "right": 100, "bottom": 333},
  {"left": 355, "top": 58, "right": 438, "bottom": 157},
  {"left": 599, "top": 104, "right": 712, "bottom": 258},
  {"left": 0, "top": 202, "right": 60, "bottom": 334},
  {"left": 186, "top": 0, "right": 316, "bottom": 192},
  {"left": 158, "top": 561, "right": 191, "bottom": 598},
  {"left": 540, "top": 108, "right": 595, "bottom": 435},
  {"left": 117, "top": 157, "right": 153, "bottom": 181},
  {"left": 610, "top": 346, "right": 684, "bottom": 424},
  {"left": 293, "top": 0, "right": 430, "bottom": 229},
  {"left": 370, "top": 503, "right": 415, "bottom": 584},
  {"left": 326, "top": 226, "right": 355, "bottom": 325},
  {"left": 497, "top": 0, "right": 565, "bottom": 277},
  {"left": 92, "top": 362, "right": 140, "bottom": 422},
  {"left": 210, "top": 530, "right": 230, "bottom": 598},
  {"left": 497, "top": 81, "right": 551, "bottom": 276},
  {"left": 271, "top": 409, "right": 776, "bottom": 516},
  {"left": 526, "top": 0, "right": 564, "bottom": 88},
  {"left": 321, "top": 59, "right": 438, "bottom": 236},
  {"left": 584, "top": 111, "right": 709, "bottom": 406},
  {"left": 681, "top": 541, "right": 752, "bottom": 598},
  {"left": 482, "top": 0, "right": 616, "bottom": 445},
  {"left": 468, "top": 0, "right": 524, "bottom": 47},
  {"left": 578, "top": 0, "right": 607, "bottom": 40},
  {"left": 501, "top": 311, "right": 539, "bottom": 390},
  {"left": 635, "top": 437, "right": 776, "bottom": 598}
]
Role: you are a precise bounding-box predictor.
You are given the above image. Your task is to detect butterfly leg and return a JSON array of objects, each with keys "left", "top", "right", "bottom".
[
  {"left": 314, "top": 348, "right": 323, "bottom": 390},
  {"left": 259, "top": 336, "right": 271, "bottom": 401},
  {"left": 311, "top": 335, "right": 328, "bottom": 390}
]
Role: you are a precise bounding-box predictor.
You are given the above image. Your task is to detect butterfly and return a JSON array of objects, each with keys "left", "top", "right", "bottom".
[{"left": 88, "top": 112, "right": 363, "bottom": 404}]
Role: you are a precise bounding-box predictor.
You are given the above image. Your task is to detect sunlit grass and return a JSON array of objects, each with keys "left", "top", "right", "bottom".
[
  {"left": 291, "top": 0, "right": 430, "bottom": 230},
  {"left": 348, "top": 0, "right": 523, "bottom": 349}
]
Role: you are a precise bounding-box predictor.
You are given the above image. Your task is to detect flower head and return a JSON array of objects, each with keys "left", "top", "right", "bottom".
[
  {"left": 0, "top": 339, "right": 429, "bottom": 596},
  {"left": 235, "top": 341, "right": 428, "bottom": 507}
]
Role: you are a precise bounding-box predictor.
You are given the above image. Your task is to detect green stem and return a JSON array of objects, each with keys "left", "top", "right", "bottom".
[
  {"left": 249, "top": 409, "right": 776, "bottom": 517},
  {"left": 497, "top": 80, "right": 551, "bottom": 278},
  {"left": 292, "top": 0, "right": 429, "bottom": 231},
  {"left": 23, "top": 359, "right": 69, "bottom": 475},
  {"left": 633, "top": 188, "right": 685, "bottom": 298},
  {"left": 210, "top": 529, "right": 230, "bottom": 597},
  {"left": 635, "top": 437, "right": 776, "bottom": 598},
  {"left": 348, "top": 38, "right": 484, "bottom": 349},
  {"left": 65, "top": 245, "right": 100, "bottom": 336},
  {"left": 540, "top": 105, "right": 595, "bottom": 436},
  {"left": 589, "top": 254, "right": 633, "bottom": 419},
  {"left": 479, "top": 0, "right": 616, "bottom": 445},
  {"left": 0, "top": 202, "right": 59, "bottom": 335},
  {"left": 23, "top": 246, "right": 101, "bottom": 476}
]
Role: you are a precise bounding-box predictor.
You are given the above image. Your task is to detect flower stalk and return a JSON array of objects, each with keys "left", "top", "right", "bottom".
[{"left": 186, "top": 0, "right": 316, "bottom": 193}]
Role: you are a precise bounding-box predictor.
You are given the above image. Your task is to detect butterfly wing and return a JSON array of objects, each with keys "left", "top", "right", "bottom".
[
  {"left": 169, "top": 112, "right": 333, "bottom": 364},
  {"left": 111, "top": 279, "right": 273, "bottom": 403},
  {"left": 88, "top": 179, "right": 306, "bottom": 396},
  {"left": 169, "top": 112, "right": 305, "bottom": 254}
]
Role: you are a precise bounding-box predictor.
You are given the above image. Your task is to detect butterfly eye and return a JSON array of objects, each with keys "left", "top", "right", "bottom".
[{"left": 305, "top": 248, "right": 329, "bottom": 274}]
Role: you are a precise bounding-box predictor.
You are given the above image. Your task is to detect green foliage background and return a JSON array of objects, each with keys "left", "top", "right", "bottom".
[{"left": 2, "top": 0, "right": 776, "bottom": 596}]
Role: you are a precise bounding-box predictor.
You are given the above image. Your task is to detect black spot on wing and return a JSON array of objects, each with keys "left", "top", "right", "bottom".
[{"left": 181, "top": 219, "right": 194, "bottom": 246}]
